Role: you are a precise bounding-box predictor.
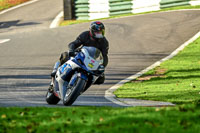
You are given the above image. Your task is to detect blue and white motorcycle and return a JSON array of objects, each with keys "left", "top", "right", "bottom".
[{"left": 46, "top": 46, "right": 105, "bottom": 106}]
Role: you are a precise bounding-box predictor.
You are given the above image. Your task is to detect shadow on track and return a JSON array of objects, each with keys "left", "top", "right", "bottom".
[{"left": 0, "top": 20, "right": 40, "bottom": 29}]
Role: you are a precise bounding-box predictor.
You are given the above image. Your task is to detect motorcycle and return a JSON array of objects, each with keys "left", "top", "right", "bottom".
[{"left": 46, "top": 46, "right": 105, "bottom": 106}]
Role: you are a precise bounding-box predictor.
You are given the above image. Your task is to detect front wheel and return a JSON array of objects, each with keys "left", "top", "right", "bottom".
[
  {"left": 63, "top": 78, "right": 86, "bottom": 106},
  {"left": 46, "top": 88, "right": 60, "bottom": 105}
]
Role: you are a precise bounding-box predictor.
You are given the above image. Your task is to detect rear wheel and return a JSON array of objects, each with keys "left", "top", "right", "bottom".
[
  {"left": 46, "top": 87, "right": 60, "bottom": 105},
  {"left": 63, "top": 78, "right": 86, "bottom": 106}
]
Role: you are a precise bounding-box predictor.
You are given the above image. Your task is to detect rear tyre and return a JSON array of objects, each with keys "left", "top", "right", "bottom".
[
  {"left": 46, "top": 89, "right": 60, "bottom": 105},
  {"left": 63, "top": 78, "right": 86, "bottom": 106}
]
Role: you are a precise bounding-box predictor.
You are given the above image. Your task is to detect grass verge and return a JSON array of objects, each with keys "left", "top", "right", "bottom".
[
  {"left": 60, "top": 5, "right": 200, "bottom": 26},
  {"left": 0, "top": 0, "right": 29, "bottom": 11},
  {"left": 114, "top": 34, "right": 200, "bottom": 105},
  {"left": 1, "top": 104, "right": 200, "bottom": 133}
]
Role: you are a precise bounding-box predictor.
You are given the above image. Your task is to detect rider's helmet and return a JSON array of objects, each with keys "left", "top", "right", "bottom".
[{"left": 89, "top": 21, "right": 105, "bottom": 39}]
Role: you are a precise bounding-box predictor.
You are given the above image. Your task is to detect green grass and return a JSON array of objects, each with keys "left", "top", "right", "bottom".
[
  {"left": 60, "top": 5, "right": 200, "bottom": 26},
  {"left": 114, "top": 35, "right": 200, "bottom": 105},
  {"left": 0, "top": 0, "right": 29, "bottom": 11},
  {"left": 1, "top": 104, "right": 200, "bottom": 133}
]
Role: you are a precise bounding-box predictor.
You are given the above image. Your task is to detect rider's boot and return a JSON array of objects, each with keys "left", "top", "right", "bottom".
[
  {"left": 51, "top": 61, "right": 60, "bottom": 77},
  {"left": 49, "top": 61, "right": 60, "bottom": 92},
  {"left": 94, "top": 73, "right": 105, "bottom": 85}
]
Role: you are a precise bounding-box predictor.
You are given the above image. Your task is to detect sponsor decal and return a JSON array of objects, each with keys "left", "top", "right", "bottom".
[
  {"left": 91, "top": 59, "right": 95, "bottom": 63},
  {"left": 88, "top": 63, "right": 94, "bottom": 68}
]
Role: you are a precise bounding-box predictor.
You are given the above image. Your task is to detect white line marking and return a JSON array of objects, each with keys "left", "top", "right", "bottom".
[
  {"left": 0, "top": 0, "right": 39, "bottom": 15},
  {"left": 105, "top": 30, "right": 200, "bottom": 106},
  {"left": 50, "top": 11, "right": 63, "bottom": 29},
  {"left": 0, "top": 39, "right": 10, "bottom": 44}
]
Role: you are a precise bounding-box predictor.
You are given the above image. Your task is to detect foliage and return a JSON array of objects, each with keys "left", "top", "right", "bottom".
[
  {"left": 0, "top": 0, "right": 29, "bottom": 11},
  {"left": 0, "top": 104, "right": 200, "bottom": 133}
]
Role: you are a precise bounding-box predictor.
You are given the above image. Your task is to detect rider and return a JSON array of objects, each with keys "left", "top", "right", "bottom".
[{"left": 50, "top": 21, "right": 109, "bottom": 87}]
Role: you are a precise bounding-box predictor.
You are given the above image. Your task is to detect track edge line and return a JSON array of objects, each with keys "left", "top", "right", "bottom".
[
  {"left": 0, "top": 0, "right": 39, "bottom": 15},
  {"left": 105, "top": 30, "right": 200, "bottom": 107},
  {"left": 50, "top": 11, "right": 63, "bottom": 29}
]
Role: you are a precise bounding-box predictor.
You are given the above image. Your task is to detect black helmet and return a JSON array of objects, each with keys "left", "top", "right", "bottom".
[{"left": 90, "top": 21, "right": 105, "bottom": 39}]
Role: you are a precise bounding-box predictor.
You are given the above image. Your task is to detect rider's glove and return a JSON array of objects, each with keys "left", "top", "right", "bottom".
[
  {"left": 98, "top": 65, "right": 105, "bottom": 74},
  {"left": 68, "top": 50, "right": 75, "bottom": 57}
]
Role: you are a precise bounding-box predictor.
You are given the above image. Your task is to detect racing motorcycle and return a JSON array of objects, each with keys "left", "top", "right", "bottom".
[{"left": 45, "top": 46, "right": 105, "bottom": 106}]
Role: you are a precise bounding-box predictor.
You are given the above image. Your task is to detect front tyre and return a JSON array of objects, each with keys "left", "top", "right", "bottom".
[
  {"left": 46, "top": 89, "right": 60, "bottom": 105},
  {"left": 63, "top": 78, "right": 86, "bottom": 106}
]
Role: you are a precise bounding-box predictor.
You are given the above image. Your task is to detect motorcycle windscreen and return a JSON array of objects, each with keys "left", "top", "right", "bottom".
[{"left": 82, "top": 46, "right": 103, "bottom": 70}]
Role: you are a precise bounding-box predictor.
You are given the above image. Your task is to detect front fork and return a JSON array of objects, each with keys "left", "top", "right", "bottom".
[{"left": 55, "top": 71, "right": 89, "bottom": 100}]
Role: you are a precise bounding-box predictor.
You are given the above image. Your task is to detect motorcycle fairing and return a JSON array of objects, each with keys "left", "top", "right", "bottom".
[{"left": 81, "top": 48, "right": 102, "bottom": 71}]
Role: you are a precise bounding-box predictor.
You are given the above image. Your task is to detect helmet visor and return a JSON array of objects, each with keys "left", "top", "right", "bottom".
[{"left": 94, "top": 30, "right": 104, "bottom": 38}]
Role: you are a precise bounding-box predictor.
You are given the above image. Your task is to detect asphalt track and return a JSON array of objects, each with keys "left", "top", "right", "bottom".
[
  {"left": 0, "top": 0, "right": 62, "bottom": 34},
  {"left": 0, "top": 2, "right": 200, "bottom": 107}
]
